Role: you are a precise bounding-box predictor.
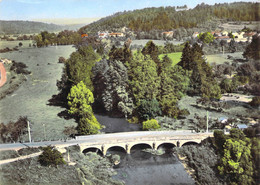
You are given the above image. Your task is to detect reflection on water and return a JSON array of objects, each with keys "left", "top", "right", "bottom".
[{"left": 108, "top": 145, "right": 195, "bottom": 185}]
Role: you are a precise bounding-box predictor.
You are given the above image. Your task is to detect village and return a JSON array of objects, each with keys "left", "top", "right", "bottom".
[{"left": 80, "top": 26, "right": 258, "bottom": 44}]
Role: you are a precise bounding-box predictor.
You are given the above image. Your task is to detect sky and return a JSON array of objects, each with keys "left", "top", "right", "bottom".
[{"left": 0, "top": 0, "right": 257, "bottom": 24}]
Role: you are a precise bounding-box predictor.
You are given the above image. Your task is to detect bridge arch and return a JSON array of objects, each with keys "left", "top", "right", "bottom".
[
  {"left": 129, "top": 143, "right": 153, "bottom": 154},
  {"left": 181, "top": 141, "right": 199, "bottom": 147},
  {"left": 157, "top": 143, "right": 176, "bottom": 150},
  {"left": 105, "top": 146, "right": 127, "bottom": 156},
  {"left": 82, "top": 147, "right": 103, "bottom": 156}
]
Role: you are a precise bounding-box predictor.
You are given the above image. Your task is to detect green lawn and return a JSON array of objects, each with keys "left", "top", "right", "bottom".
[
  {"left": 159, "top": 52, "right": 182, "bottom": 66},
  {"left": 131, "top": 50, "right": 182, "bottom": 66}
]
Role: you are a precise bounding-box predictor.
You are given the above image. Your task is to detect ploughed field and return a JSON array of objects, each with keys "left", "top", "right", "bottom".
[{"left": 0, "top": 46, "right": 76, "bottom": 141}]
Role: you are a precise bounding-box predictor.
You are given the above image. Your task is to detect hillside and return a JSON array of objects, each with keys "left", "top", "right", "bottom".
[
  {"left": 0, "top": 20, "right": 82, "bottom": 34},
  {"left": 79, "top": 2, "right": 259, "bottom": 34}
]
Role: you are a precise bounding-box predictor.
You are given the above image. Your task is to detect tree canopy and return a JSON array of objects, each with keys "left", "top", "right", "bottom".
[{"left": 67, "top": 81, "right": 101, "bottom": 135}]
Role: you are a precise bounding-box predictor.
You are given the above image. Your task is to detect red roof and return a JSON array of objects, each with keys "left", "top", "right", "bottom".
[
  {"left": 109, "top": 33, "right": 122, "bottom": 35},
  {"left": 216, "top": 36, "right": 230, "bottom": 39},
  {"left": 81, "top": 34, "right": 88, "bottom": 38}
]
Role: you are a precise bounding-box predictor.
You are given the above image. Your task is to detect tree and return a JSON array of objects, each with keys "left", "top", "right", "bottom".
[
  {"left": 243, "top": 35, "right": 260, "bottom": 60},
  {"left": 142, "top": 119, "right": 160, "bottom": 130},
  {"left": 216, "top": 129, "right": 254, "bottom": 185},
  {"left": 178, "top": 42, "right": 193, "bottom": 71},
  {"left": 68, "top": 81, "right": 94, "bottom": 117},
  {"left": 92, "top": 59, "right": 133, "bottom": 117},
  {"left": 179, "top": 43, "right": 221, "bottom": 99},
  {"left": 0, "top": 116, "right": 28, "bottom": 143},
  {"left": 38, "top": 146, "right": 66, "bottom": 167},
  {"left": 142, "top": 41, "right": 161, "bottom": 74},
  {"left": 159, "top": 64, "right": 190, "bottom": 118},
  {"left": 67, "top": 81, "right": 101, "bottom": 135},
  {"left": 198, "top": 32, "right": 215, "bottom": 44},
  {"left": 218, "top": 138, "right": 254, "bottom": 184},
  {"left": 137, "top": 99, "right": 161, "bottom": 121},
  {"left": 65, "top": 46, "right": 99, "bottom": 91},
  {"left": 127, "top": 51, "right": 160, "bottom": 103},
  {"left": 77, "top": 116, "right": 101, "bottom": 135}
]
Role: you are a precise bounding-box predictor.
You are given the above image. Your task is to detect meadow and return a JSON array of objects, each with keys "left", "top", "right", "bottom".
[
  {"left": 159, "top": 52, "right": 182, "bottom": 66},
  {"left": 0, "top": 40, "right": 34, "bottom": 50},
  {"left": 0, "top": 45, "right": 76, "bottom": 141}
]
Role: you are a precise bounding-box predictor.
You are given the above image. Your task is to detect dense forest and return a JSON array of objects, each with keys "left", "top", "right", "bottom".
[{"left": 79, "top": 2, "right": 260, "bottom": 34}]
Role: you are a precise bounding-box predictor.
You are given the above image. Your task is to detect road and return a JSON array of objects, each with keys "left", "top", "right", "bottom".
[
  {"left": 0, "top": 131, "right": 213, "bottom": 151},
  {"left": 0, "top": 152, "right": 42, "bottom": 166},
  {"left": 0, "top": 62, "right": 7, "bottom": 87}
]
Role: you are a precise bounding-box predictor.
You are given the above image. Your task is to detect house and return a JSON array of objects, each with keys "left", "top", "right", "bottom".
[
  {"left": 224, "top": 125, "right": 232, "bottom": 133},
  {"left": 221, "top": 31, "right": 229, "bottom": 36},
  {"left": 236, "top": 124, "right": 248, "bottom": 130},
  {"left": 243, "top": 32, "right": 257, "bottom": 42},
  {"left": 81, "top": 34, "right": 88, "bottom": 38},
  {"left": 215, "top": 36, "right": 231, "bottom": 43},
  {"left": 109, "top": 32, "right": 124, "bottom": 37},
  {"left": 233, "top": 32, "right": 244, "bottom": 39},
  {"left": 0, "top": 58, "right": 12, "bottom": 64},
  {"left": 212, "top": 31, "right": 222, "bottom": 37},
  {"left": 98, "top": 31, "right": 109, "bottom": 39},
  {"left": 219, "top": 117, "right": 228, "bottom": 124}
]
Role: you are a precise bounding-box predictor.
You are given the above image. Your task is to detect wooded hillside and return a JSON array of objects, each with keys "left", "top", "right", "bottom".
[{"left": 79, "top": 2, "right": 259, "bottom": 34}]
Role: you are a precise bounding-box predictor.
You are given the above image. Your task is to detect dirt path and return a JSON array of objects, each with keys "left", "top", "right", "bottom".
[
  {"left": 0, "top": 152, "right": 42, "bottom": 166},
  {"left": 0, "top": 62, "right": 7, "bottom": 87}
]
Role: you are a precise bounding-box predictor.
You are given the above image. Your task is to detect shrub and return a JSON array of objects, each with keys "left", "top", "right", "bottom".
[
  {"left": 58, "top": 56, "right": 66, "bottom": 63},
  {"left": 38, "top": 146, "right": 66, "bottom": 167},
  {"left": 142, "top": 119, "right": 160, "bottom": 130},
  {"left": 137, "top": 99, "right": 161, "bottom": 121}
]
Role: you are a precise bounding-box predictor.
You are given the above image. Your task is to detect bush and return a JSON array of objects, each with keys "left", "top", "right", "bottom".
[
  {"left": 249, "top": 96, "right": 260, "bottom": 107},
  {"left": 58, "top": 56, "right": 66, "bottom": 63},
  {"left": 137, "top": 99, "right": 162, "bottom": 121},
  {"left": 38, "top": 146, "right": 66, "bottom": 167},
  {"left": 142, "top": 119, "right": 160, "bottom": 130}
]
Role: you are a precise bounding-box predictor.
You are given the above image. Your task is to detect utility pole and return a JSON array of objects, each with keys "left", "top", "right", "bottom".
[
  {"left": 206, "top": 111, "right": 209, "bottom": 133},
  {"left": 27, "top": 121, "right": 31, "bottom": 143},
  {"left": 43, "top": 123, "right": 46, "bottom": 140},
  {"left": 68, "top": 149, "right": 70, "bottom": 162}
]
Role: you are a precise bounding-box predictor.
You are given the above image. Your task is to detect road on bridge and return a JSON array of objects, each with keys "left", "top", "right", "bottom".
[{"left": 0, "top": 131, "right": 213, "bottom": 151}]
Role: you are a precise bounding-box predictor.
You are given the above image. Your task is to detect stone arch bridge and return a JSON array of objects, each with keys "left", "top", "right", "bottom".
[{"left": 76, "top": 131, "right": 213, "bottom": 155}]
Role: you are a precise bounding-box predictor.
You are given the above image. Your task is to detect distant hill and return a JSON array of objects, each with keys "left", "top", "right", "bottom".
[
  {"left": 79, "top": 2, "right": 259, "bottom": 34},
  {"left": 0, "top": 20, "right": 83, "bottom": 35}
]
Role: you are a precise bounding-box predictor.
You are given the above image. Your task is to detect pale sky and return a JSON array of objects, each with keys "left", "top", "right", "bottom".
[{"left": 0, "top": 0, "right": 257, "bottom": 23}]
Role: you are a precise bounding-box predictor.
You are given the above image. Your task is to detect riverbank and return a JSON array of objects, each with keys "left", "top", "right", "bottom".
[{"left": 174, "top": 140, "right": 223, "bottom": 185}]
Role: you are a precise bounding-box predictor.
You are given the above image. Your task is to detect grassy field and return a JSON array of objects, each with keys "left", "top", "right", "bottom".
[
  {"left": 205, "top": 52, "right": 244, "bottom": 65},
  {"left": 0, "top": 40, "right": 34, "bottom": 50},
  {"left": 130, "top": 39, "right": 183, "bottom": 47},
  {"left": 159, "top": 52, "right": 182, "bottom": 66},
  {"left": 0, "top": 45, "right": 76, "bottom": 141}
]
